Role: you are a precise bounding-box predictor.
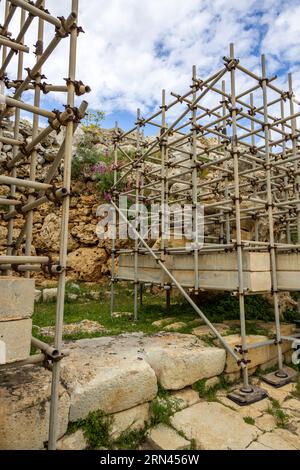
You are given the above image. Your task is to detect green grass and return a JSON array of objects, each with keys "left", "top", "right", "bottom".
[
  {"left": 33, "top": 282, "right": 200, "bottom": 343},
  {"left": 32, "top": 281, "right": 300, "bottom": 344}
]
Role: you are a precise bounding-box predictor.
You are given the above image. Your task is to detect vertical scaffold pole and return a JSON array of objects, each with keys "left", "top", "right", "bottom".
[
  {"left": 261, "top": 54, "right": 285, "bottom": 376},
  {"left": 133, "top": 108, "right": 141, "bottom": 321},
  {"left": 160, "top": 90, "right": 167, "bottom": 292},
  {"left": 48, "top": 0, "right": 79, "bottom": 450},
  {"left": 110, "top": 121, "right": 119, "bottom": 317},
  {"left": 222, "top": 80, "right": 231, "bottom": 244},
  {"left": 192, "top": 65, "right": 199, "bottom": 292},
  {"left": 24, "top": 1, "right": 44, "bottom": 274},
  {"left": 229, "top": 43, "right": 251, "bottom": 392},
  {"left": 250, "top": 92, "right": 259, "bottom": 243}
]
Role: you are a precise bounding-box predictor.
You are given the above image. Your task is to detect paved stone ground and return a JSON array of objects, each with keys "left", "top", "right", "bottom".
[{"left": 144, "top": 378, "right": 300, "bottom": 450}]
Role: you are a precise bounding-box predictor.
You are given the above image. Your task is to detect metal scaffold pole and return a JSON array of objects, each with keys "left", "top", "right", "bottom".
[{"left": 0, "top": 0, "right": 89, "bottom": 450}]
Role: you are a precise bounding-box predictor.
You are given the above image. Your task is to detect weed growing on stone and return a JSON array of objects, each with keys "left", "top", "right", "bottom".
[
  {"left": 150, "top": 396, "right": 181, "bottom": 427},
  {"left": 68, "top": 410, "right": 113, "bottom": 450},
  {"left": 267, "top": 398, "right": 290, "bottom": 429},
  {"left": 114, "top": 428, "right": 148, "bottom": 450},
  {"left": 243, "top": 416, "right": 255, "bottom": 425},
  {"left": 192, "top": 374, "right": 230, "bottom": 402},
  {"left": 292, "top": 380, "right": 300, "bottom": 399}
]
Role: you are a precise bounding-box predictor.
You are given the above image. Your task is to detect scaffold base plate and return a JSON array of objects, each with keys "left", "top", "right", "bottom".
[
  {"left": 227, "top": 386, "right": 268, "bottom": 406},
  {"left": 261, "top": 367, "right": 298, "bottom": 388}
]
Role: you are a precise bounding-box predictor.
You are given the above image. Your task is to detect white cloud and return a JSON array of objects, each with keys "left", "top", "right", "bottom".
[{"left": 1, "top": 0, "right": 300, "bottom": 120}]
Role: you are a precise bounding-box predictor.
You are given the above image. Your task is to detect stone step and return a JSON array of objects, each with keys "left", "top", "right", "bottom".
[{"left": 61, "top": 333, "right": 226, "bottom": 421}]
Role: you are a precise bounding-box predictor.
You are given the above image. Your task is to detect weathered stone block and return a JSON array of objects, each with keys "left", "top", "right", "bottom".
[
  {"left": 170, "top": 387, "right": 201, "bottom": 410},
  {"left": 60, "top": 336, "right": 158, "bottom": 421},
  {"left": 143, "top": 333, "right": 226, "bottom": 390},
  {"left": 42, "top": 288, "right": 57, "bottom": 302},
  {"left": 0, "top": 277, "right": 34, "bottom": 321},
  {"left": 0, "top": 365, "right": 70, "bottom": 450},
  {"left": 0, "top": 319, "right": 32, "bottom": 364},
  {"left": 57, "top": 430, "right": 87, "bottom": 451},
  {"left": 110, "top": 403, "right": 150, "bottom": 440},
  {"left": 171, "top": 402, "right": 260, "bottom": 450},
  {"left": 256, "top": 429, "right": 300, "bottom": 450}
]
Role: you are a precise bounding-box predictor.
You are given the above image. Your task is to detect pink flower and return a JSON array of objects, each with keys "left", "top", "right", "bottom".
[
  {"left": 103, "top": 191, "right": 112, "bottom": 202},
  {"left": 92, "top": 162, "right": 107, "bottom": 174}
]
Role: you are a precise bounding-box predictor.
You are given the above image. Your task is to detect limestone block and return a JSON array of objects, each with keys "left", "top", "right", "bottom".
[
  {"left": 260, "top": 382, "right": 296, "bottom": 404},
  {"left": 110, "top": 403, "right": 150, "bottom": 440},
  {"left": 146, "top": 424, "right": 190, "bottom": 450},
  {"left": 255, "top": 414, "right": 277, "bottom": 432},
  {"left": 60, "top": 336, "right": 157, "bottom": 421},
  {"left": 221, "top": 334, "right": 292, "bottom": 373},
  {"left": 0, "top": 277, "right": 34, "bottom": 321},
  {"left": 247, "top": 441, "right": 272, "bottom": 450},
  {"left": 42, "top": 288, "right": 57, "bottom": 302},
  {"left": 143, "top": 333, "right": 225, "bottom": 390},
  {"left": 0, "top": 319, "right": 32, "bottom": 364},
  {"left": 0, "top": 365, "right": 70, "bottom": 450},
  {"left": 281, "top": 398, "right": 300, "bottom": 418},
  {"left": 152, "top": 317, "right": 176, "bottom": 328},
  {"left": 170, "top": 387, "right": 201, "bottom": 410},
  {"left": 67, "top": 247, "right": 108, "bottom": 282},
  {"left": 171, "top": 402, "right": 260, "bottom": 450},
  {"left": 192, "top": 324, "right": 229, "bottom": 337},
  {"left": 256, "top": 429, "right": 300, "bottom": 450},
  {"left": 57, "top": 430, "right": 87, "bottom": 451},
  {"left": 35, "top": 289, "right": 42, "bottom": 303},
  {"left": 204, "top": 376, "right": 220, "bottom": 389},
  {"left": 218, "top": 395, "right": 269, "bottom": 419},
  {"left": 164, "top": 322, "right": 187, "bottom": 331}
]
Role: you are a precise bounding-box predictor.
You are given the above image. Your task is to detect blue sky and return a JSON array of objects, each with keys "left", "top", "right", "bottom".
[{"left": 1, "top": 0, "right": 300, "bottom": 133}]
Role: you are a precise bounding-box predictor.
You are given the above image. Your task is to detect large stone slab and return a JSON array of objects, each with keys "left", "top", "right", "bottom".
[
  {"left": 256, "top": 429, "right": 300, "bottom": 450},
  {"left": 61, "top": 335, "right": 158, "bottom": 421},
  {"left": 0, "top": 277, "right": 34, "bottom": 321},
  {"left": 0, "top": 318, "right": 32, "bottom": 364},
  {"left": 0, "top": 365, "right": 70, "bottom": 450},
  {"left": 171, "top": 402, "right": 260, "bottom": 450},
  {"left": 142, "top": 333, "right": 226, "bottom": 390}
]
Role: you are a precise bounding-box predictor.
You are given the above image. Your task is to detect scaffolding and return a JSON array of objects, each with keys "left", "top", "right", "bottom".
[
  {"left": 0, "top": 0, "right": 88, "bottom": 449},
  {"left": 111, "top": 44, "right": 300, "bottom": 404}
]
